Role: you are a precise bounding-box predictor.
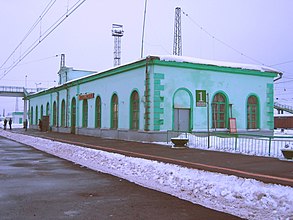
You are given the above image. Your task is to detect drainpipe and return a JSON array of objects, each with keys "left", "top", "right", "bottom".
[{"left": 273, "top": 71, "right": 283, "bottom": 82}]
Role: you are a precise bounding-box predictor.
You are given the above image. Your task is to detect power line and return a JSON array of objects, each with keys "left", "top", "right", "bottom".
[
  {"left": 0, "top": 0, "right": 87, "bottom": 80},
  {"left": 0, "top": 0, "right": 57, "bottom": 70},
  {"left": 181, "top": 10, "right": 266, "bottom": 66},
  {"left": 0, "top": 55, "right": 59, "bottom": 71},
  {"left": 269, "top": 60, "right": 293, "bottom": 67}
]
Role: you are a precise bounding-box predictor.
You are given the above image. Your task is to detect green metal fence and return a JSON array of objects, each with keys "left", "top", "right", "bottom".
[{"left": 167, "top": 131, "right": 293, "bottom": 158}]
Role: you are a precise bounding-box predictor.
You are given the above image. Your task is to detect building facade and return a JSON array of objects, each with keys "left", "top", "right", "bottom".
[{"left": 28, "top": 55, "right": 281, "bottom": 142}]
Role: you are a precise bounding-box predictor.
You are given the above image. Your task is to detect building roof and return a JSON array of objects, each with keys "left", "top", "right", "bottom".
[
  {"left": 28, "top": 55, "right": 282, "bottom": 98},
  {"left": 157, "top": 55, "right": 281, "bottom": 74}
]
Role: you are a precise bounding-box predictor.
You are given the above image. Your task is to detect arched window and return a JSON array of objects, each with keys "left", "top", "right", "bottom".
[
  {"left": 247, "top": 95, "right": 259, "bottom": 129},
  {"left": 30, "top": 106, "right": 34, "bottom": 125},
  {"left": 95, "top": 96, "right": 101, "bottom": 128},
  {"left": 61, "top": 100, "right": 66, "bottom": 127},
  {"left": 71, "top": 98, "right": 76, "bottom": 134},
  {"left": 212, "top": 93, "right": 227, "bottom": 129},
  {"left": 111, "top": 94, "right": 118, "bottom": 129},
  {"left": 130, "top": 91, "right": 139, "bottom": 130},
  {"left": 40, "top": 105, "right": 43, "bottom": 120},
  {"left": 53, "top": 101, "right": 57, "bottom": 126},
  {"left": 82, "top": 99, "right": 88, "bottom": 127},
  {"left": 35, "top": 106, "right": 38, "bottom": 126},
  {"left": 46, "top": 102, "right": 50, "bottom": 115}
]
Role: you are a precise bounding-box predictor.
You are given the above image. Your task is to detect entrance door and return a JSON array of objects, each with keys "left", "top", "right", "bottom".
[
  {"left": 174, "top": 108, "right": 190, "bottom": 131},
  {"left": 71, "top": 98, "right": 76, "bottom": 134},
  {"left": 173, "top": 88, "right": 192, "bottom": 131}
]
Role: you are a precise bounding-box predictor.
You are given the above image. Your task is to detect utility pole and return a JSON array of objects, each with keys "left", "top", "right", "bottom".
[
  {"left": 141, "top": 0, "right": 148, "bottom": 58},
  {"left": 173, "top": 7, "right": 182, "bottom": 56},
  {"left": 112, "top": 24, "right": 124, "bottom": 66}
]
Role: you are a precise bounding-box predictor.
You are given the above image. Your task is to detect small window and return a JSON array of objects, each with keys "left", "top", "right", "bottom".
[
  {"left": 61, "top": 100, "right": 66, "bottom": 127},
  {"left": 95, "top": 96, "right": 101, "bottom": 128},
  {"left": 111, "top": 94, "right": 118, "bottom": 129},
  {"left": 46, "top": 102, "right": 50, "bottom": 115},
  {"left": 53, "top": 101, "right": 57, "bottom": 126},
  {"left": 30, "top": 106, "right": 34, "bottom": 125},
  {"left": 40, "top": 105, "right": 43, "bottom": 119},
  {"left": 130, "top": 91, "right": 139, "bottom": 130},
  {"left": 35, "top": 106, "right": 38, "bottom": 125},
  {"left": 82, "top": 99, "right": 88, "bottom": 128},
  {"left": 247, "top": 95, "right": 259, "bottom": 129},
  {"left": 212, "top": 93, "right": 227, "bottom": 129}
]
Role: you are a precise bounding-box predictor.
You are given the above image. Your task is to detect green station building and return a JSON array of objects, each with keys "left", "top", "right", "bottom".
[{"left": 27, "top": 55, "right": 282, "bottom": 142}]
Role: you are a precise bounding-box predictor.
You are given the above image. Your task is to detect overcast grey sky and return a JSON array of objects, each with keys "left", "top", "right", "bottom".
[{"left": 0, "top": 0, "right": 292, "bottom": 114}]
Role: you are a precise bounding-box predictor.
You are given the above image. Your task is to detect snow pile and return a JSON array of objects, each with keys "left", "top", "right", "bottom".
[{"left": 0, "top": 130, "right": 292, "bottom": 220}]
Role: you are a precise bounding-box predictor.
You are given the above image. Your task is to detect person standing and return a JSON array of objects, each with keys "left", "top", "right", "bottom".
[
  {"left": 3, "top": 118, "right": 7, "bottom": 130},
  {"left": 24, "top": 119, "right": 28, "bottom": 131},
  {"left": 9, "top": 118, "right": 12, "bottom": 130}
]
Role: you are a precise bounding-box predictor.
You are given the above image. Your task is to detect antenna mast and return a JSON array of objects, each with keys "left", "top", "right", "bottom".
[
  {"left": 173, "top": 7, "right": 182, "bottom": 56},
  {"left": 112, "top": 24, "right": 124, "bottom": 66}
]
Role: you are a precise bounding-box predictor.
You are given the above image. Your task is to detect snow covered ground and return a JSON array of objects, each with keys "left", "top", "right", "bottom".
[
  {"left": 0, "top": 130, "right": 292, "bottom": 220},
  {"left": 0, "top": 122, "right": 24, "bottom": 129},
  {"left": 157, "top": 130, "right": 293, "bottom": 159}
]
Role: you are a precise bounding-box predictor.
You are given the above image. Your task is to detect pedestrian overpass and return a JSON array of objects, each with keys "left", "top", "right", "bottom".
[
  {"left": 0, "top": 85, "right": 46, "bottom": 121},
  {"left": 274, "top": 102, "right": 293, "bottom": 114},
  {"left": 0, "top": 86, "right": 45, "bottom": 97}
]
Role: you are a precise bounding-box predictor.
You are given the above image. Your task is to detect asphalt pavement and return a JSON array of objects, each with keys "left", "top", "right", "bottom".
[{"left": 0, "top": 135, "right": 240, "bottom": 220}]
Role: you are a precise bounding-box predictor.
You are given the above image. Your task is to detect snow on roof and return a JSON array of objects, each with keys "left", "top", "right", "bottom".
[{"left": 157, "top": 55, "right": 281, "bottom": 73}]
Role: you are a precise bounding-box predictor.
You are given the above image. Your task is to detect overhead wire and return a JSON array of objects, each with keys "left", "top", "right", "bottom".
[
  {"left": 0, "top": 0, "right": 87, "bottom": 80},
  {"left": 181, "top": 10, "right": 268, "bottom": 66},
  {"left": 181, "top": 9, "right": 293, "bottom": 88},
  {"left": 0, "top": 0, "right": 57, "bottom": 70},
  {"left": 0, "top": 55, "right": 59, "bottom": 71}
]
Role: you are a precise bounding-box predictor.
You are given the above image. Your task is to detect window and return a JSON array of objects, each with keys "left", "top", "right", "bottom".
[
  {"left": 61, "top": 100, "right": 65, "bottom": 127},
  {"left": 111, "top": 94, "right": 118, "bottom": 129},
  {"left": 82, "top": 99, "right": 88, "bottom": 127},
  {"left": 53, "top": 101, "right": 57, "bottom": 126},
  {"left": 130, "top": 91, "right": 139, "bottom": 130},
  {"left": 95, "top": 96, "right": 101, "bottom": 128},
  {"left": 212, "top": 93, "right": 227, "bottom": 129},
  {"left": 35, "top": 106, "right": 38, "bottom": 125},
  {"left": 30, "top": 106, "right": 34, "bottom": 125},
  {"left": 71, "top": 98, "right": 76, "bottom": 134},
  {"left": 40, "top": 105, "right": 43, "bottom": 119},
  {"left": 46, "top": 102, "right": 50, "bottom": 115},
  {"left": 247, "top": 95, "right": 259, "bottom": 129}
]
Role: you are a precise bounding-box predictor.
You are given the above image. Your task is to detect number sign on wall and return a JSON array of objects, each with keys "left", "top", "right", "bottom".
[{"left": 196, "top": 90, "right": 207, "bottom": 107}]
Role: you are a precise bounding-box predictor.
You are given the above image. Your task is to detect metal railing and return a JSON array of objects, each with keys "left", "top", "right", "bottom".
[
  {"left": 0, "top": 86, "right": 24, "bottom": 93},
  {"left": 167, "top": 130, "right": 293, "bottom": 158}
]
